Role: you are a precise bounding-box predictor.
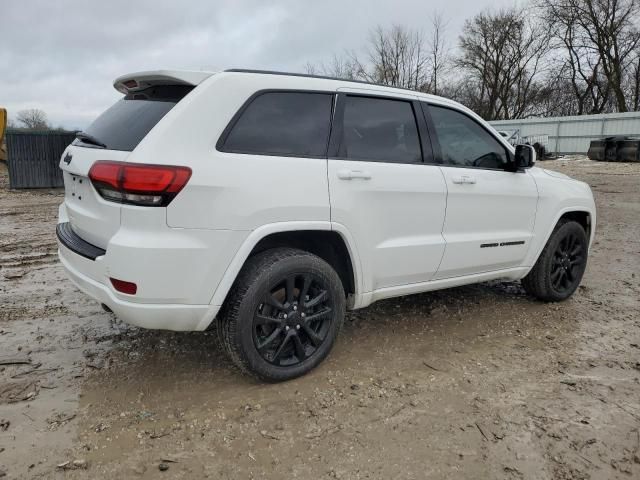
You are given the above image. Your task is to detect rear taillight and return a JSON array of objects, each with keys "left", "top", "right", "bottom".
[{"left": 88, "top": 161, "right": 191, "bottom": 207}]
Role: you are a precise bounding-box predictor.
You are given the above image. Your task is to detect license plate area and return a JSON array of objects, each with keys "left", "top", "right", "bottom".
[
  {"left": 63, "top": 171, "right": 121, "bottom": 250},
  {"left": 66, "top": 172, "right": 91, "bottom": 202}
]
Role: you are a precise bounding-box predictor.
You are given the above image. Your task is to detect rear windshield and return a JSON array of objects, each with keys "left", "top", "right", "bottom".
[{"left": 73, "top": 85, "right": 193, "bottom": 152}]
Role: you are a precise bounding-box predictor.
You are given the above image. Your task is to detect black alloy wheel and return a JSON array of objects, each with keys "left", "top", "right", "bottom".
[
  {"left": 549, "top": 230, "right": 585, "bottom": 295},
  {"left": 217, "top": 248, "right": 345, "bottom": 381},
  {"left": 522, "top": 219, "right": 588, "bottom": 302},
  {"left": 253, "top": 273, "right": 334, "bottom": 367}
]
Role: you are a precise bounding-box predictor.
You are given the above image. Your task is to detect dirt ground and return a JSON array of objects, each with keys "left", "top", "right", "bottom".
[{"left": 0, "top": 157, "right": 638, "bottom": 480}]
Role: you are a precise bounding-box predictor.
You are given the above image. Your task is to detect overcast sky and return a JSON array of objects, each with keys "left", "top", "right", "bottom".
[{"left": 1, "top": 0, "right": 515, "bottom": 129}]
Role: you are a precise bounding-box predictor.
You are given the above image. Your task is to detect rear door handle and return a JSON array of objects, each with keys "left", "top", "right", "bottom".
[
  {"left": 337, "top": 169, "right": 372, "bottom": 180},
  {"left": 452, "top": 175, "right": 476, "bottom": 185}
]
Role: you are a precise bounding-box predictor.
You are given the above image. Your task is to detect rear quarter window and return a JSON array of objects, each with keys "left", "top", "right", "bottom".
[
  {"left": 219, "top": 91, "right": 334, "bottom": 157},
  {"left": 74, "top": 85, "right": 193, "bottom": 152}
]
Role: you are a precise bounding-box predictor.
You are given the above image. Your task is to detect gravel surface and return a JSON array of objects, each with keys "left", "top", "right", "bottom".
[{"left": 0, "top": 157, "right": 639, "bottom": 479}]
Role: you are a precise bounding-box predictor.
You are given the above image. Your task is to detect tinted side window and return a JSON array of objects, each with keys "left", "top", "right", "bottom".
[
  {"left": 339, "top": 96, "right": 422, "bottom": 163},
  {"left": 222, "top": 92, "right": 333, "bottom": 157},
  {"left": 429, "top": 105, "right": 508, "bottom": 169}
]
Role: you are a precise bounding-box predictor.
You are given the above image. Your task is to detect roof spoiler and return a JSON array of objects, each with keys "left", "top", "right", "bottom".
[{"left": 113, "top": 70, "right": 215, "bottom": 94}]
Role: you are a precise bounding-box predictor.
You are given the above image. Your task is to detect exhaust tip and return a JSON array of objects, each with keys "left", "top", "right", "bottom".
[{"left": 101, "top": 303, "right": 113, "bottom": 313}]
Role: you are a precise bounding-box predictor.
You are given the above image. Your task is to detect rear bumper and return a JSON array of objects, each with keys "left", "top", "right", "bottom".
[
  {"left": 55, "top": 201, "right": 236, "bottom": 331},
  {"left": 58, "top": 243, "right": 218, "bottom": 331},
  {"left": 56, "top": 222, "right": 106, "bottom": 260},
  {"left": 55, "top": 199, "right": 249, "bottom": 330}
]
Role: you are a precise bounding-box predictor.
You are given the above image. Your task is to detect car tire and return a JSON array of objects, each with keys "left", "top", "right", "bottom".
[
  {"left": 522, "top": 220, "right": 588, "bottom": 302},
  {"left": 217, "top": 247, "right": 345, "bottom": 382}
]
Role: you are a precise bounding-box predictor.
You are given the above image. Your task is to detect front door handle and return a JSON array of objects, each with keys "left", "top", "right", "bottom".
[
  {"left": 337, "top": 169, "right": 372, "bottom": 180},
  {"left": 452, "top": 175, "right": 476, "bottom": 185}
]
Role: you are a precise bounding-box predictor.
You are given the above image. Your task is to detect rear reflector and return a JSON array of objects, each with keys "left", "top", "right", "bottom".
[
  {"left": 89, "top": 161, "right": 191, "bottom": 206},
  {"left": 110, "top": 278, "right": 137, "bottom": 295}
]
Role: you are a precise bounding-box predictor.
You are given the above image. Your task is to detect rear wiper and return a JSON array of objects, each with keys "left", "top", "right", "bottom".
[{"left": 75, "top": 131, "right": 107, "bottom": 149}]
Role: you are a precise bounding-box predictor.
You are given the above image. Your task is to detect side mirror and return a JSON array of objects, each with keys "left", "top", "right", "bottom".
[{"left": 514, "top": 144, "right": 536, "bottom": 169}]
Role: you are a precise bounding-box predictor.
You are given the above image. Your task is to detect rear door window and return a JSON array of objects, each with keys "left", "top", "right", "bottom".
[
  {"left": 220, "top": 92, "right": 334, "bottom": 157},
  {"left": 74, "top": 85, "right": 193, "bottom": 152},
  {"left": 338, "top": 96, "right": 422, "bottom": 163}
]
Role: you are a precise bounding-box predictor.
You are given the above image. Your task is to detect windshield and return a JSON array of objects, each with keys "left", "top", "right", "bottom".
[{"left": 73, "top": 85, "right": 193, "bottom": 152}]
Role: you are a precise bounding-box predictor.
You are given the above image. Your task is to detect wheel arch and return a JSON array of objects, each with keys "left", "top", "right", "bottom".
[
  {"left": 557, "top": 210, "right": 592, "bottom": 241},
  {"left": 249, "top": 230, "right": 357, "bottom": 298},
  {"left": 208, "top": 222, "right": 362, "bottom": 315},
  {"left": 526, "top": 207, "right": 595, "bottom": 271}
]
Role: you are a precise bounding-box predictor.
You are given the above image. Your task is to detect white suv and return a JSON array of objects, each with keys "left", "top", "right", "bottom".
[{"left": 57, "top": 69, "right": 596, "bottom": 381}]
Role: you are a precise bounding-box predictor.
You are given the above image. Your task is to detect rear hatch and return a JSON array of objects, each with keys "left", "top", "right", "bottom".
[
  {"left": 60, "top": 72, "right": 210, "bottom": 249},
  {"left": 61, "top": 147, "right": 128, "bottom": 249}
]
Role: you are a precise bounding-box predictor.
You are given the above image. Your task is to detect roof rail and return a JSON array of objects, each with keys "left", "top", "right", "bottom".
[{"left": 223, "top": 69, "right": 422, "bottom": 94}]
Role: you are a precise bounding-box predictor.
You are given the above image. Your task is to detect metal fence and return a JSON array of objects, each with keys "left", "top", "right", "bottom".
[
  {"left": 489, "top": 112, "right": 640, "bottom": 155},
  {"left": 6, "top": 130, "right": 75, "bottom": 188}
]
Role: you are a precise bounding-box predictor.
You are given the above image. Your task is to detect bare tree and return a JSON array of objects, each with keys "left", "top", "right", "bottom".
[
  {"left": 304, "top": 62, "right": 319, "bottom": 76},
  {"left": 16, "top": 109, "right": 49, "bottom": 129},
  {"left": 580, "top": 0, "right": 640, "bottom": 112},
  {"left": 305, "top": 25, "right": 432, "bottom": 90},
  {"left": 361, "top": 25, "right": 429, "bottom": 90},
  {"left": 456, "top": 7, "right": 552, "bottom": 120},
  {"left": 304, "top": 1, "right": 638, "bottom": 117},
  {"left": 628, "top": 53, "right": 640, "bottom": 110},
  {"left": 541, "top": 1, "right": 610, "bottom": 114},
  {"left": 305, "top": 53, "right": 360, "bottom": 80},
  {"left": 426, "top": 12, "right": 450, "bottom": 95},
  {"left": 541, "top": 0, "right": 640, "bottom": 113}
]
